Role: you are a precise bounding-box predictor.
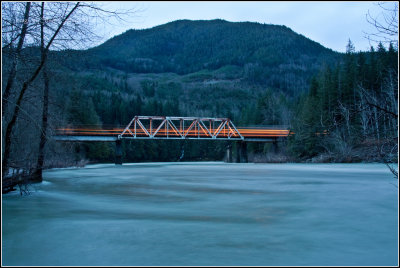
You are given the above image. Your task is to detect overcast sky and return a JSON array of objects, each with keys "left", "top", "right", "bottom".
[{"left": 96, "top": 1, "right": 397, "bottom": 53}]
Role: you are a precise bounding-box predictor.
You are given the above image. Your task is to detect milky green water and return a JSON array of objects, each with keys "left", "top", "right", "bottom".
[{"left": 2, "top": 162, "right": 398, "bottom": 266}]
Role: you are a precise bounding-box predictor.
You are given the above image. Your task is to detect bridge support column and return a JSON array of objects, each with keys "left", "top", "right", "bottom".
[
  {"left": 236, "top": 142, "right": 240, "bottom": 163},
  {"left": 272, "top": 140, "right": 279, "bottom": 154},
  {"left": 226, "top": 143, "right": 232, "bottom": 163},
  {"left": 241, "top": 141, "right": 248, "bottom": 163},
  {"left": 236, "top": 141, "right": 248, "bottom": 163},
  {"left": 115, "top": 139, "right": 123, "bottom": 165}
]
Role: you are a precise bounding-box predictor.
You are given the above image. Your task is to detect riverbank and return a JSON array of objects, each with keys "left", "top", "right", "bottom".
[{"left": 251, "top": 139, "right": 398, "bottom": 164}]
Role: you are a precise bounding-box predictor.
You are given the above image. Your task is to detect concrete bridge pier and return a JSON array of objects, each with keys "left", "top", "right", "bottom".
[
  {"left": 115, "top": 139, "right": 123, "bottom": 165},
  {"left": 236, "top": 141, "right": 248, "bottom": 163},
  {"left": 226, "top": 143, "right": 233, "bottom": 163}
]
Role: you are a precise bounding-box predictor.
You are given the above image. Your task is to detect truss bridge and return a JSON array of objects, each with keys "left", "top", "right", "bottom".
[
  {"left": 119, "top": 116, "right": 244, "bottom": 140},
  {"left": 54, "top": 115, "right": 292, "bottom": 163}
]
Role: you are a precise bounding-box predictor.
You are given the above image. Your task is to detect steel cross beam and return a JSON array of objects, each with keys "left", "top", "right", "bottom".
[{"left": 118, "top": 116, "right": 244, "bottom": 140}]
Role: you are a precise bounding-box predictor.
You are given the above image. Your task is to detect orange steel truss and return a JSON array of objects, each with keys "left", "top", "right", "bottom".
[{"left": 118, "top": 116, "right": 244, "bottom": 140}]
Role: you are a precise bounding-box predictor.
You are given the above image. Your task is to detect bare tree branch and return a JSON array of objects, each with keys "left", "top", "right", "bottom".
[
  {"left": 2, "top": 2, "right": 31, "bottom": 117},
  {"left": 364, "top": 2, "right": 398, "bottom": 46}
]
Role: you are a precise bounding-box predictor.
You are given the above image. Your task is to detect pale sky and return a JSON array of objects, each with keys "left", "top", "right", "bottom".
[{"left": 95, "top": 1, "right": 398, "bottom": 53}]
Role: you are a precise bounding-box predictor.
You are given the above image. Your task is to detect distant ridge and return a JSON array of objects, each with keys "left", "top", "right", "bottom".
[{"left": 86, "top": 19, "right": 339, "bottom": 75}]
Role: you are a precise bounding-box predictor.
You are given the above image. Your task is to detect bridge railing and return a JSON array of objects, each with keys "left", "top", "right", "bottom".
[{"left": 118, "top": 116, "right": 244, "bottom": 140}]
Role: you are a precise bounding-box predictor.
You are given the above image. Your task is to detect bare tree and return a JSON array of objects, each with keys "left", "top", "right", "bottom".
[
  {"left": 2, "top": 2, "right": 81, "bottom": 178},
  {"left": 365, "top": 2, "right": 398, "bottom": 47},
  {"left": 362, "top": 2, "right": 399, "bottom": 178},
  {"left": 2, "top": 2, "right": 138, "bottom": 178}
]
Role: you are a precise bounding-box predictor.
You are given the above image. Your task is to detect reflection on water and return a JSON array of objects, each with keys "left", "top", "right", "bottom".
[{"left": 2, "top": 162, "right": 398, "bottom": 266}]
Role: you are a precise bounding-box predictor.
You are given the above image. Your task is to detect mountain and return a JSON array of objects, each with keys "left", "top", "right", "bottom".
[
  {"left": 7, "top": 19, "right": 395, "bottom": 165},
  {"left": 91, "top": 19, "right": 337, "bottom": 73},
  {"left": 60, "top": 19, "right": 341, "bottom": 95}
]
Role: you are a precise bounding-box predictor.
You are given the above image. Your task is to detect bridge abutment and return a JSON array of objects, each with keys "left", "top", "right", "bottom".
[{"left": 115, "top": 139, "right": 123, "bottom": 165}]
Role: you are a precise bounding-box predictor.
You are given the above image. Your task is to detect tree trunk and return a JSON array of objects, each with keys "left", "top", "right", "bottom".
[
  {"left": 32, "top": 66, "right": 49, "bottom": 183},
  {"left": 373, "top": 106, "right": 380, "bottom": 141},
  {"left": 32, "top": 2, "right": 48, "bottom": 183},
  {"left": 2, "top": 2, "right": 31, "bottom": 118},
  {"left": 2, "top": 81, "right": 29, "bottom": 177}
]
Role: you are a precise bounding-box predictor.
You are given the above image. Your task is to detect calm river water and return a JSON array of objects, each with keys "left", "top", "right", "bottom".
[{"left": 2, "top": 162, "right": 398, "bottom": 266}]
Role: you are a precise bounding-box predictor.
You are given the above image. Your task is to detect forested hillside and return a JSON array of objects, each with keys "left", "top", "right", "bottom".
[
  {"left": 48, "top": 19, "right": 342, "bottom": 127},
  {"left": 91, "top": 20, "right": 336, "bottom": 77},
  {"left": 2, "top": 19, "right": 397, "bottom": 173},
  {"left": 289, "top": 41, "right": 398, "bottom": 163},
  {"left": 57, "top": 19, "right": 340, "bottom": 93}
]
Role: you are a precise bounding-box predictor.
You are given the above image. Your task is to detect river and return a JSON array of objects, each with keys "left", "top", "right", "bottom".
[{"left": 2, "top": 162, "right": 398, "bottom": 266}]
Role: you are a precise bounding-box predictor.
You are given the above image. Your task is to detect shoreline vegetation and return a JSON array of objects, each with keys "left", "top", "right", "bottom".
[{"left": 32, "top": 146, "right": 400, "bottom": 167}]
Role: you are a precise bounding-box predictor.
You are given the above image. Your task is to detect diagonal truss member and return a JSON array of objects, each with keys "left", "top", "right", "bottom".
[{"left": 118, "top": 116, "right": 244, "bottom": 140}]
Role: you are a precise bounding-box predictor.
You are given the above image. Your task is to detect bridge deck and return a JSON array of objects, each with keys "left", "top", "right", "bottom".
[
  {"left": 54, "top": 125, "right": 290, "bottom": 142},
  {"left": 53, "top": 135, "right": 282, "bottom": 142}
]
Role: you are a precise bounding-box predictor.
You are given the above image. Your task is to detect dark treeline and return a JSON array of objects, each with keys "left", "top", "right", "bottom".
[{"left": 289, "top": 41, "right": 398, "bottom": 162}]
